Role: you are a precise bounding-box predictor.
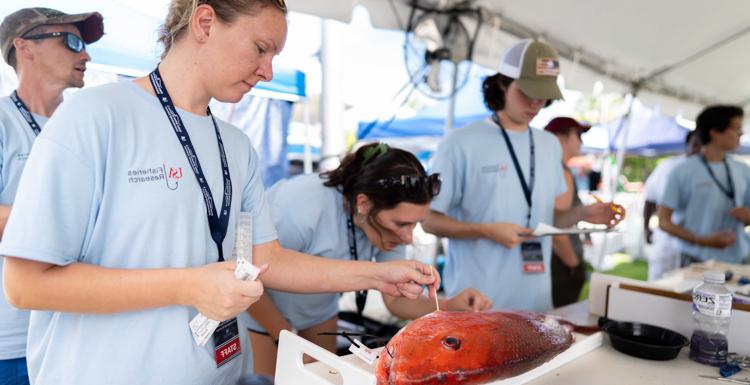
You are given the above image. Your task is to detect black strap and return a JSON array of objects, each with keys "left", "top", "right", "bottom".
[
  {"left": 347, "top": 197, "right": 372, "bottom": 317},
  {"left": 492, "top": 115, "right": 535, "bottom": 227},
  {"left": 149, "top": 67, "right": 233, "bottom": 262},
  {"left": 10, "top": 90, "right": 42, "bottom": 136},
  {"left": 700, "top": 155, "right": 735, "bottom": 202}
]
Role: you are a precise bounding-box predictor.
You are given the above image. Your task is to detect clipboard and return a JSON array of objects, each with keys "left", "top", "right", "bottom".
[{"left": 530, "top": 223, "right": 616, "bottom": 237}]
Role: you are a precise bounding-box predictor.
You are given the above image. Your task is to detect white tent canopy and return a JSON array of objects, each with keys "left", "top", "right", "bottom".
[{"left": 287, "top": 0, "right": 750, "bottom": 120}]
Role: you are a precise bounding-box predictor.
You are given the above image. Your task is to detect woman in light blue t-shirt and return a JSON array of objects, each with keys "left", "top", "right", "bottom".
[
  {"left": 0, "top": 2, "right": 442, "bottom": 384},
  {"left": 248, "top": 143, "right": 492, "bottom": 377}
]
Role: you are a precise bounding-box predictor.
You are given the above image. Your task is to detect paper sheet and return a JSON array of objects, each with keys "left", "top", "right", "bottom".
[{"left": 531, "top": 223, "right": 611, "bottom": 236}]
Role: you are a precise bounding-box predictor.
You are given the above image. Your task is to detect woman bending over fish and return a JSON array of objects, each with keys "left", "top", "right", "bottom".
[{"left": 246, "top": 143, "right": 492, "bottom": 378}]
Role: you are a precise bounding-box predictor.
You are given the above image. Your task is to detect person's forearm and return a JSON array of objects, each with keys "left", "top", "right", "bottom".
[
  {"left": 383, "top": 294, "right": 444, "bottom": 320},
  {"left": 657, "top": 207, "right": 703, "bottom": 245},
  {"left": 0, "top": 204, "right": 11, "bottom": 236},
  {"left": 658, "top": 217, "right": 701, "bottom": 244},
  {"left": 4, "top": 257, "right": 193, "bottom": 313},
  {"left": 255, "top": 241, "right": 379, "bottom": 293},
  {"left": 552, "top": 235, "right": 580, "bottom": 268},
  {"left": 553, "top": 206, "right": 585, "bottom": 228},
  {"left": 247, "top": 293, "right": 292, "bottom": 341},
  {"left": 643, "top": 201, "right": 657, "bottom": 234},
  {"left": 421, "top": 210, "right": 486, "bottom": 239}
]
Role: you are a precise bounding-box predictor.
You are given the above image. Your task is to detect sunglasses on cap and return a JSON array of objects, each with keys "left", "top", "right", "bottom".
[
  {"left": 374, "top": 173, "right": 441, "bottom": 198},
  {"left": 23, "top": 32, "right": 86, "bottom": 53}
]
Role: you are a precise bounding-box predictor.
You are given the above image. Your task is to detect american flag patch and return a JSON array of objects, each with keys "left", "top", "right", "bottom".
[{"left": 536, "top": 58, "right": 560, "bottom": 76}]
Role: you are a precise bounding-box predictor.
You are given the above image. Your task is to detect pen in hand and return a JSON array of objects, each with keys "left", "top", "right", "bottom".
[{"left": 589, "top": 192, "right": 624, "bottom": 216}]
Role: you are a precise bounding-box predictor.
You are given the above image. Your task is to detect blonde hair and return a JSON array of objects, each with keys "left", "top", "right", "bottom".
[{"left": 158, "top": 0, "right": 287, "bottom": 58}]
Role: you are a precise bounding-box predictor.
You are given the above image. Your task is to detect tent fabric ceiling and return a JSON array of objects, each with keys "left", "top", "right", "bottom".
[{"left": 287, "top": 0, "right": 750, "bottom": 119}]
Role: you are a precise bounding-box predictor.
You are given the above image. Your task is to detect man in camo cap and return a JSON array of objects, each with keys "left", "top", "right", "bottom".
[{"left": 0, "top": 7, "right": 102, "bottom": 385}]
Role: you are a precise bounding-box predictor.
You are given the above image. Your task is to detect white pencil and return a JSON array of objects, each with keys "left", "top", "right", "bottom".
[{"left": 431, "top": 267, "right": 440, "bottom": 312}]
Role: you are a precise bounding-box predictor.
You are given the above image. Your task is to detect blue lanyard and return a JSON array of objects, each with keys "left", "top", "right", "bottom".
[
  {"left": 346, "top": 198, "right": 373, "bottom": 317},
  {"left": 700, "top": 155, "right": 735, "bottom": 203},
  {"left": 492, "top": 115, "right": 535, "bottom": 227},
  {"left": 9, "top": 90, "right": 42, "bottom": 136},
  {"left": 149, "top": 68, "right": 233, "bottom": 262}
]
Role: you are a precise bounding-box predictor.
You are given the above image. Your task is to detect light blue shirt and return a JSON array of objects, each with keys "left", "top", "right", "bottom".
[
  {"left": 660, "top": 154, "right": 750, "bottom": 263},
  {"left": 430, "top": 118, "right": 566, "bottom": 311},
  {"left": 246, "top": 174, "right": 403, "bottom": 331},
  {"left": 0, "top": 82, "right": 278, "bottom": 385},
  {"left": 0, "top": 96, "right": 47, "bottom": 360}
]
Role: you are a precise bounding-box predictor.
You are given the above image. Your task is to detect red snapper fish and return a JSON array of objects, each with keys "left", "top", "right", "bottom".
[{"left": 376, "top": 310, "right": 574, "bottom": 385}]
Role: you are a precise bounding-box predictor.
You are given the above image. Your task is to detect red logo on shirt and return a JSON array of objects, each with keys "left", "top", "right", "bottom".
[
  {"left": 499, "top": 164, "right": 508, "bottom": 177},
  {"left": 169, "top": 167, "right": 183, "bottom": 180}
]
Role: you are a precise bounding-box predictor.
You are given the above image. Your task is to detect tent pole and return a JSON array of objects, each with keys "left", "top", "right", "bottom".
[
  {"left": 612, "top": 84, "right": 640, "bottom": 195},
  {"left": 319, "top": 19, "right": 346, "bottom": 172},
  {"left": 595, "top": 84, "right": 639, "bottom": 271},
  {"left": 445, "top": 63, "right": 460, "bottom": 132}
]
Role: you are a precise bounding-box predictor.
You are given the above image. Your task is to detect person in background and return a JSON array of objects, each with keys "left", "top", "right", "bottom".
[
  {"left": 247, "top": 143, "right": 492, "bottom": 378},
  {"left": 0, "top": 8, "right": 102, "bottom": 385},
  {"left": 659, "top": 105, "right": 750, "bottom": 266},
  {"left": 422, "top": 39, "right": 624, "bottom": 312},
  {"left": 544, "top": 117, "right": 590, "bottom": 307},
  {"left": 642, "top": 130, "right": 701, "bottom": 280},
  {"left": 0, "top": 2, "right": 438, "bottom": 384}
]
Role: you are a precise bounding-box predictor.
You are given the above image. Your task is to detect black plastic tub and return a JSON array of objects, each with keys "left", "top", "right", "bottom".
[{"left": 599, "top": 317, "right": 690, "bottom": 361}]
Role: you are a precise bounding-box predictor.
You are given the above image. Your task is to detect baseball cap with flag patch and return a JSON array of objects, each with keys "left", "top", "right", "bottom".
[
  {"left": 0, "top": 7, "right": 104, "bottom": 68},
  {"left": 498, "top": 39, "right": 563, "bottom": 100}
]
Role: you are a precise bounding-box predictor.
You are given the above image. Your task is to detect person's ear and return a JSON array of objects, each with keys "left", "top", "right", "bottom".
[
  {"left": 12, "top": 37, "right": 33, "bottom": 63},
  {"left": 191, "top": 4, "right": 216, "bottom": 43},
  {"left": 355, "top": 193, "right": 373, "bottom": 215}
]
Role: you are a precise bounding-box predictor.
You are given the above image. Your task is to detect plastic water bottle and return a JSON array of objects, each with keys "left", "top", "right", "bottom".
[{"left": 689, "top": 270, "right": 733, "bottom": 366}]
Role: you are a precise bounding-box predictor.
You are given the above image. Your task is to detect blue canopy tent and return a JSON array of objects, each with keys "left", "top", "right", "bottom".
[
  {"left": 1, "top": 1, "right": 307, "bottom": 185},
  {"left": 581, "top": 100, "right": 692, "bottom": 156}
]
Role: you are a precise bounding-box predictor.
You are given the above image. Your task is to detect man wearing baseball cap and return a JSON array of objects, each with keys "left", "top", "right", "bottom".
[
  {"left": 544, "top": 117, "right": 591, "bottom": 307},
  {"left": 0, "top": 7, "right": 102, "bottom": 385},
  {"left": 423, "top": 39, "right": 624, "bottom": 311}
]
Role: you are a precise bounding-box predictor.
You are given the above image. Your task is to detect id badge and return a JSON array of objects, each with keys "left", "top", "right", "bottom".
[
  {"left": 213, "top": 317, "right": 241, "bottom": 368},
  {"left": 521, "top": 241, "right": 544, "bottom": 274}
]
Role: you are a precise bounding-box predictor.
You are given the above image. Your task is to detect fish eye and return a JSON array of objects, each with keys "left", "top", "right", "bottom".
[{"left": 441, "top": 336, "right": 461, "bottom": 351}]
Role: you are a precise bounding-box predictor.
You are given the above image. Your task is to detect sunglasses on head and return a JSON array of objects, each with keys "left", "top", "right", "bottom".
[
  {"left": 23, "top": 32, "right": 86, "bottom": 53},
  {"left": 374, "top": 173, "right": 441, "bottom": 198}
]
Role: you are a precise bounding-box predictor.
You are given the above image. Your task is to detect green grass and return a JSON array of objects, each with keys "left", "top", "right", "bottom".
[{"left": 578, "top": 258, "right": 649, "bottom": 301}]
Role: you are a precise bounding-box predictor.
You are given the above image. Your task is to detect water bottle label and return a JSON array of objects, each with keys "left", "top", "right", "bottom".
[{"left": 693, "top": 291, "right": 732, "bottom": 317}]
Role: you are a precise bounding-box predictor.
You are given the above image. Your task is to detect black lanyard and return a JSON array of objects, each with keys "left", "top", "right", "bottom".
[
  {"left": 10, "top": 90, "right": 42, "bottom": 136},
  {"left": 701, "top": 155, "right": 735, "bottom": 202},
  {"left": 149, "top": 68, "right": 233, "bottom": 262},
  {"left": 346, "top": 198, "right": 374, "bottom": 317},
  {"left": 492, "top": 115, "right": 535, "bottom": 227}
]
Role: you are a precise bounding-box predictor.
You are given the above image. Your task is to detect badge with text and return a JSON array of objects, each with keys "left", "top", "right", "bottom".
[
  {"left": 521, "top": 241, "right": 544, "bottom": 274},
  {"left": 213, "top": 317, "right": 241, "bottom": 368},
  {"left": 349, "top": 339, "right": 378, "bottom": 365}
]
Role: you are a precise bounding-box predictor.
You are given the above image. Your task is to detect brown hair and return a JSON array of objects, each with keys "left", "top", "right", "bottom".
[
  {"left": 482, "top": 73, "right": 552, "bottom": 112},
  {"left": 696, "top": 105, "right": 744, "bottom": 145},
  {"left": 322, "top": 143, "right": 434, "bottom": 241},
  {"left": 158, "top": 0, "right": 287, "bottom": 58}
]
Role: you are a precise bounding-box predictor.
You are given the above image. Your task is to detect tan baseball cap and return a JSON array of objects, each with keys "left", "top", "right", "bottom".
[
  {"left": 0, "top": 7, "right": 104, "bottom": 67},
  {"left": 498, "top": 39, "right": 563, "bottom": 100}
]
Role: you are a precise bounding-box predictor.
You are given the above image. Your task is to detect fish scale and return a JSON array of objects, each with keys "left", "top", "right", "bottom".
[{"left": 376, "top": 311, "right": 573, "bottom": 385}]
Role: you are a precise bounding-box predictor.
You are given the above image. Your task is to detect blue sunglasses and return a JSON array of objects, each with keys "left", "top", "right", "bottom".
[{"left": 23, "top": 32, "right": 85, "bottom": 53}]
